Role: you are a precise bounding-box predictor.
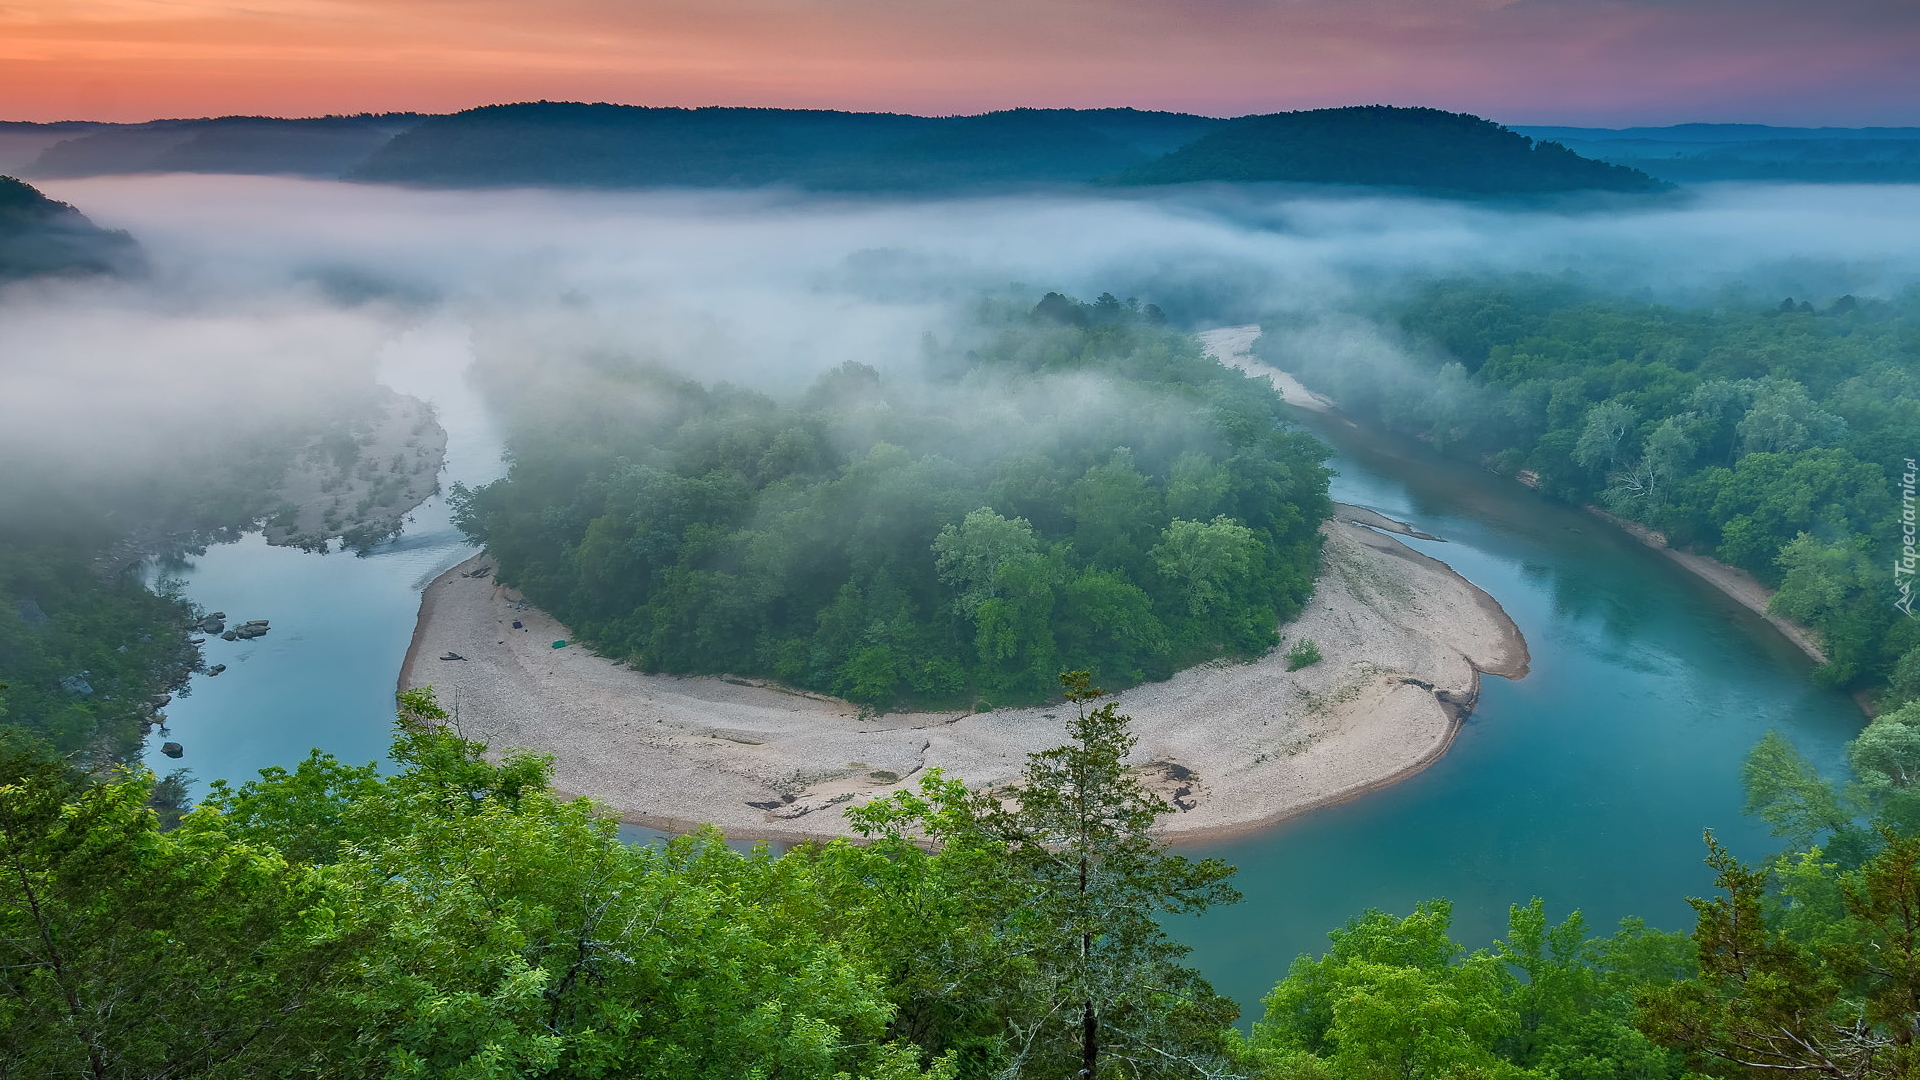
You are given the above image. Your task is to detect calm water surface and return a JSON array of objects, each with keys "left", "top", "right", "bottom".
[
  {"left": 140, "top": 317, "right": 504, "bottom": 783},
  {"left": 1177, "top": 412, "right": 1863, "bottom": 1021},
  {"left": 141, "top": 349, "right": 1863, "bottom": 1025}
]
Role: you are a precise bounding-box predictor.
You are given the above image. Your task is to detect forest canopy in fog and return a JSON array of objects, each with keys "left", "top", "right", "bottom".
[
  {"left": 1264, "top": 280, "right": 1920, "bottom": 707},
  {"left": 452, "top": 294, "right": 1332, "bottom": 706}
]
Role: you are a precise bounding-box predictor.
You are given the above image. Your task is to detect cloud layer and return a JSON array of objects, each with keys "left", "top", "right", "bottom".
[{"left": 6, "top": 174, "right": 1920, "bottom": 508}]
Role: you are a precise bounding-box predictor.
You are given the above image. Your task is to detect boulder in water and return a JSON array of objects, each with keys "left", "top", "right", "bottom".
[
  {"left": 207, "top": 663, "right": 227, "bottom": 676},
  {"left": 160, "top": 742, "right": 184, "bottom": 758}
]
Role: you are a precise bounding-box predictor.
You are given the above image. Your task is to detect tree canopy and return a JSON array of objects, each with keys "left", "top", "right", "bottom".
[
  {"left": 453, "top": 294, "right": 1332, "bottom": 708},
  {"left": 1269, "top": 280, "right": 1920, "bottom": 708}
]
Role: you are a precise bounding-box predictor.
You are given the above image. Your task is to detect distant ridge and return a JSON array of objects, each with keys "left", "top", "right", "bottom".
[
  {"left": 0, "top": 176, "right": 140, "bottom": 280},
  {"left": 4, "top": 104, "right": 1673, "bottom": 196},
  {"left": 347, "top": 103, "right": 1223, "bottom": 190},
  {"left": 349, "top": 102, "right": 1648, "bottom": 195},
  {"left": 1111, "top": 106, "right": 1663, "bottom": 193},
  {"left": 23, "top": 114, "right": 424, "bottom": 179},
  {"left": 1513, "top": 122, "right": 1920, "bottom": 183}
]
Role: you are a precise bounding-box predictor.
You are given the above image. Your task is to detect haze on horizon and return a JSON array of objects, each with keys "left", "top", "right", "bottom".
[{"left": 5, "top": 0, "right": 1917, "bottom": 127}]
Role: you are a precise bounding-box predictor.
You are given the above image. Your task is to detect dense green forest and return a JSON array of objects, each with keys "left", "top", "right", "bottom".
[
  {"left": 12, "top": 680, "right": 1920, "bottom": 1078},
  {"left": 1112, "top": 107, "right": 1663, "bottom": 193},
  {"left": 452, "top": 294, "right": 1332, "bottom": 708},
  {"left": 1264, "top": 282, "right": 1920, "bottom": 709}
]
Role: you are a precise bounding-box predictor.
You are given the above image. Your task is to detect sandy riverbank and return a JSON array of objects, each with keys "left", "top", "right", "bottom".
[
  {"left": 401, "top": 511, "right": 1528, "bottom": 844},
  {"left": 1205, "top": 321, "right": 1848, "bottom": 709},
  {"left": 1585, "top": 506, "right": 1831, "bottom": 666},
  {"left": 1199, "top": 324, "right": 1338, "bottom": 413}
]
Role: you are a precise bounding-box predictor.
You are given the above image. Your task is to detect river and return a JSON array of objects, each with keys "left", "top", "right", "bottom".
[
  {"left": 139, "top": 316, "right": 505, "bottom": 784},
  {"left": 1178, "top": 410, "right": 1863, "bottom": 1019},
  {"left": 140, "top": 327, "right": 1863, "bottom": 1023}
]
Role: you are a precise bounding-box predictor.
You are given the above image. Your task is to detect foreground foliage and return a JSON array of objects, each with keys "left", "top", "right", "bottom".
[
  {"left": 1238, "top": 899, "right": 1694, "bottom": 1080},
  {"left": 454, "top": 294, "right": 1331, "bottom": 708},
  {"left": 1, "top": 684, "right": 1249, "bottom": 1079}
]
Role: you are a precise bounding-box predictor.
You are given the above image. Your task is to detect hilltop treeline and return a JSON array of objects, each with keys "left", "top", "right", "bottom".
[
  {"left": 1266, "top": 282, "right": 1920, "bottom": 709},
  {"left": 0, "top": 175, "right": 139, "bottom": 280},
  {"left": 351, "top": 104, "right": 1655, "bottom": 194},
  {"left": 1114, "top": 106, "right": 1662, "bottom": 193},
  {"left": 453, "top": 295, "right": 1331, "bottom": 707}
]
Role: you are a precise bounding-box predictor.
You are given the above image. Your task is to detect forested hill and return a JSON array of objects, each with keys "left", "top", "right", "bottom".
[
  {"left": 1514, "top": 123, "right": 1920, "bottom": 184},
  {"left": 345, "top": 102, "right": 1646, "bottom": 194},
  {"left": 1112, "top": 106, "right": 1665, "bottom": 193},
  {"left": 9, "top": 103, "right": 1657, "bottom": 195},
  {"left": 347, "top": 103, "right": 1224, "bottom": 189},
  {"left": 452, "top": 294, "right": 1333, "bottom": 708},
  {"left": 0, "top": 175, "right": 139, "bottom": 280},
  {"left": 23, "top": 114, "right": 424, "bottom": 179}
]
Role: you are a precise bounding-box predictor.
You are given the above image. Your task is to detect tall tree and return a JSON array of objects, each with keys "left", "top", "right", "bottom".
[
  {"left": 851, "top": 672, "right": 1241, "bottom": 1078},
  {"left": 1640, "top": 831, "right": 1920, "bottom": 1080}
]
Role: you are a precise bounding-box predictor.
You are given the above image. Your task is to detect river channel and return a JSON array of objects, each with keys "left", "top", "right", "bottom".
[{"left": 141, "top": 329, "right": 1864, "bottom": 1023}]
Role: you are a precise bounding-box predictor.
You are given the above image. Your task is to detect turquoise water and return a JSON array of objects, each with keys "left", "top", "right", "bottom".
[
  {"left": 140, "top": 319, "right": 504, "bottom": 783},
  {"left": 1176, "top": 413, "right": 1863, "bottom": 1022},
  {"left": 139, "top": 334, "right": 1863, "bottom": 1027}
]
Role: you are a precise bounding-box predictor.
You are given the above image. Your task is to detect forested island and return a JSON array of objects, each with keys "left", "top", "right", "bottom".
[
  {"left": 1262, "top": 282, "right": 1920, "bottom": 711},
  {"left": 452, "top": 294, "right": 1331, "bottom": 708}
]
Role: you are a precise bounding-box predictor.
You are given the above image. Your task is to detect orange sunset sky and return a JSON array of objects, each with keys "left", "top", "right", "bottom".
[{"left": 4, "top": 0, "right": 1918, "bottom": 126}]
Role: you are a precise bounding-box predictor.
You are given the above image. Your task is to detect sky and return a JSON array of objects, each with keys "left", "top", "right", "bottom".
[{"left": 2, "top": 0, "right": 1917, "bottom": 127}]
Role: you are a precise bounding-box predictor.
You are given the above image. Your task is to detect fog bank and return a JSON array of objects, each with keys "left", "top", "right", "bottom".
[{"left": 9, "top": 176, "right": 1920, "bottom": 514}]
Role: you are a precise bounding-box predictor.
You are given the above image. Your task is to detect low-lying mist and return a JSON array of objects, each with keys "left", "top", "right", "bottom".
[{"left": 8, "top": 174, "right": 1920, "bottom": 530}]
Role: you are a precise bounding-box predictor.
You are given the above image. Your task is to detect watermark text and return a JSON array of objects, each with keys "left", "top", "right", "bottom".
[{"left": 1897, "top": 456, "right": 1917, "bottom": 618}]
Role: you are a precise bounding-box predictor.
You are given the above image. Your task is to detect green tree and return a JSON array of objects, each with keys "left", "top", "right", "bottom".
[
  {"left": 0, "top": 747, "right": 364, "bottom": 1078},
  {"left": 852, "top": 672, "right": 1241, "bottom": 1078},
  {"left": 1151, "top": 517, "right": 1261, "bottom": 632},
  {"left": 1240, "top": 899, "right": 1687, "bottom": 1080},
  {"left": 935, "top": 508, "right": 1042, "bottom": 618},
  {"left": 1640, "top": 832, "right": 1920, "bottom": 1080},
  {"left": 1572, "top": 400, "right": 1638, "bottom": 472}
]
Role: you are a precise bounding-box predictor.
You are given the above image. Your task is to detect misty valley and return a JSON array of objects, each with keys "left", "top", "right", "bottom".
[{"left": 4, "top": 109, "right": 1920, "bottom": 1079}]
